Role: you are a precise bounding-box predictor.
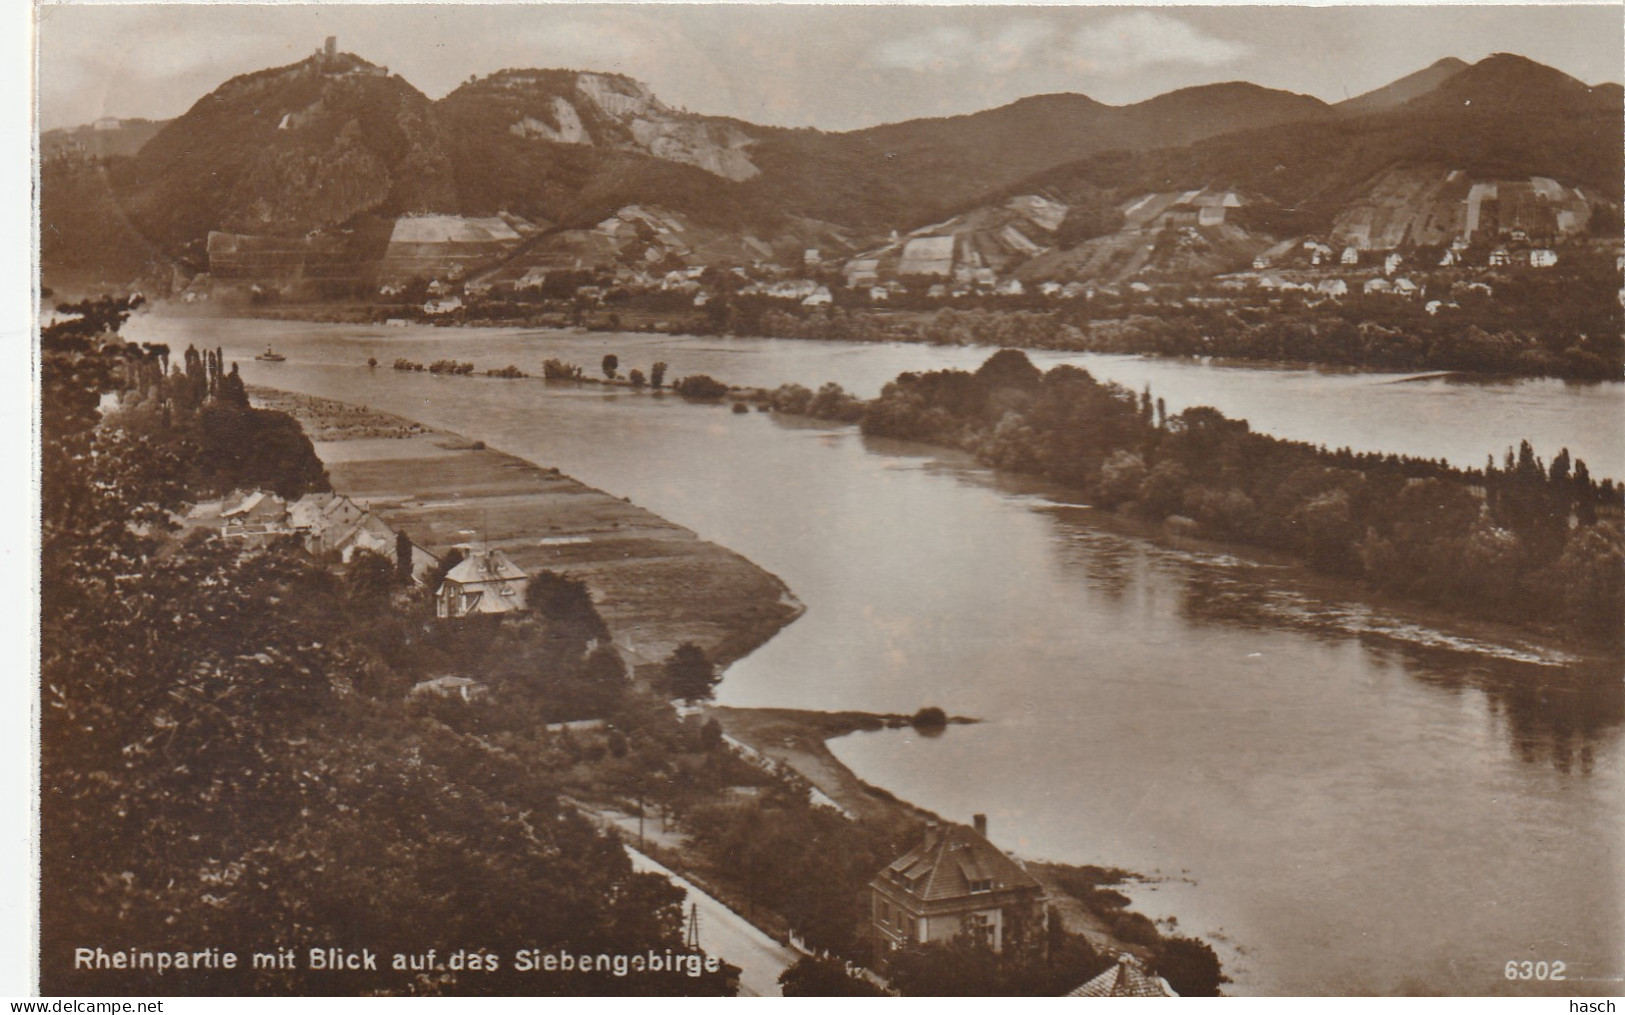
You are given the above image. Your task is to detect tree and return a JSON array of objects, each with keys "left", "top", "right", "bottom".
[
  {"left": 911, "top": 706, "right": 947, "bottom": 730},
  {"left": 527, "top": 570, "right": 610, "bottom": 644},
  {"left": 650, "top": 361, "right": 668, "bottom": 388},
  {"left": 344, "top": 548, "right": 399, "bottom": 602},
  {"left": 395, "top": 531, "right": 414, "bottom": 585},
  {"left": 662, "top": 642, "right": 718, "bottom": 703},
  {"left": 674, "top": 374, "right": 729, "bottom": 400},
  {"left": 579, "top": 644, "right": 631, "bottom": 716},
  {"left": 628, "top": 368, "right": 646, "bottom": 388},
  {"left": 974, "top": 348, "right": 1042, "bottom": 392},
  {"left": 426, "top": 547, "right": 464, "bottom": 593},
  {"left": 1549, "top": 447, "right": 1572, "bottom": 485},
  {"left": 1155, "top": 936, "right": 1227, "bottom": 997},
  {"left": 38, "top": 293, "right": 745, "bottom": 997},
  {"left": 1098, "top": 450, "right": 1148, "bottom": 509},
  {"left": 602, "top": 353, "right": 619, "bottom": 379}
]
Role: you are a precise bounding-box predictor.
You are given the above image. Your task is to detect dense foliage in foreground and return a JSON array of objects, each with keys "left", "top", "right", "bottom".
[
  {"left": 39, "top": 298, "right": 737, "bottom": 995},
  {"left": 857, "top": 350, "right": 1624, "bottom": 649}
]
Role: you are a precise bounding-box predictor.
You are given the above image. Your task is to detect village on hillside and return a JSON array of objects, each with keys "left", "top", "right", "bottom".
[{"left": 157, "top": 177, "right": 1617, "bottom": 325}]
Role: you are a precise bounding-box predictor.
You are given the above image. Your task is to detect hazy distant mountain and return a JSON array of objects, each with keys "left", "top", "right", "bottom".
[
  {"left": 40, "top": 118, "right": 170, "bottom": 159},
  {"left": 1335, "top": 57, "right": 1468, "bottom": 116},
  {"left": 736, "top": 82, "right": 1331, "bottom": 230},
  {"left": 433, "top": 70, "right": 1331, "bottom": 233}
]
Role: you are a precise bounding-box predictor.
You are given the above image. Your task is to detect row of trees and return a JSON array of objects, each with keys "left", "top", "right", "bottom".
[{"left": 856, "top": 350, "right": 1623, "bottom": 647}]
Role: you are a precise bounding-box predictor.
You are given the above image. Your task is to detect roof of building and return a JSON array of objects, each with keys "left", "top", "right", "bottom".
[
  {"left": 444, "top": 547, "right": 528, "bottom": 585},
  {"left": 877, "top": 823, "right": 1041, "bottom": 902},
  {"left": 222, "top": 490, "right": 278, "bottom": 517},
  {"left": 1067, "top": 955, "right": 1178, "bottom": 998}
]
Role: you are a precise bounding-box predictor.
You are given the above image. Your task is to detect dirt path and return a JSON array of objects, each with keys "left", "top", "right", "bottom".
[{"left": 623, "top": 847, "right": 798, "bottom": 997}]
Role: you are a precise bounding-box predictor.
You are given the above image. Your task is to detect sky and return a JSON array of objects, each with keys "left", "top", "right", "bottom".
[{"left": 31, "top": 3, "right": 1625, "bottom": 134}]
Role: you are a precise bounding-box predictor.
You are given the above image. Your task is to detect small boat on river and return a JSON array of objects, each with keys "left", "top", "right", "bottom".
[{"left": 255, "top": 346, "right": 286, "bottom": 362}]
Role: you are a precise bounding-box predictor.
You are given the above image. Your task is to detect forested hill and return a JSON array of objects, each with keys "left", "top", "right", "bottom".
[
  {"left": 735, "top": 81, "right": 1331, "bottom": 230},
  {"left": 991, "top": 54, "right": 1622, "bottom": 236},
  {"left": 109, "top": 51, "right": 459, "bottom": 260}
]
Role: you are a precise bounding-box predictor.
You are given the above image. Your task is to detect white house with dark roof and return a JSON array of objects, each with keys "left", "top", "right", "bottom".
[
  {"left": 870, "top": 815, "right": 1045, "bottom": 954},
  {"left": 436, "top": 547, "right": 529, "bottom": 619}
]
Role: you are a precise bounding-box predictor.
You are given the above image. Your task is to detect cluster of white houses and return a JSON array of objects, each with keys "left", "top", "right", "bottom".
[{"left": 181, "top": 488, "right": 531, "bottom": 620}]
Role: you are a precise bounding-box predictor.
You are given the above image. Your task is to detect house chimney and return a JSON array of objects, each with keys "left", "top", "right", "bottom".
[{"left": 973, "top": 813, "right": 987, "bottom": 837}]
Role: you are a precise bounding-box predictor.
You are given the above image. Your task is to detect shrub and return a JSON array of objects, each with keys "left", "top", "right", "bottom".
[
  {"left": 807, "top": 382, "right": 865, "bottom": 422},
  {"left": 674, "top": 374, "right": 730, "bottom": 400},
  {"left": 911, "top": 706, "right": 947, "bottom": 729},
  {"left": 542, "top": 358, "right": 584, "bottom": 380},
  {"left": 769, "top": 383, "right": 814, "bottom": 415},
  {"left": 1106, "top": 909, "right": 1163, "bottom": 949},
  {"left": 1155, "top": 936, "right": 1228, "bottom": 997}
]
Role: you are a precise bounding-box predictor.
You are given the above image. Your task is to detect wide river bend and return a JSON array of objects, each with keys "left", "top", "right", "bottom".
[{"left": 128, "top": 317, "right": 1624, "bottom": 996}]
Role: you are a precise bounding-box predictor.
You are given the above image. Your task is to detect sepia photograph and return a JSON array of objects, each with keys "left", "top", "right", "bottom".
[{"left": 28, "top": 0, "right": 1625, "bottom": 998}]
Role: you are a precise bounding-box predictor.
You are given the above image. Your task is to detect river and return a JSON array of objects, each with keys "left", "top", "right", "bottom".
[{"left": 129, "top": 316, "right": 1624, "bottom": 996}]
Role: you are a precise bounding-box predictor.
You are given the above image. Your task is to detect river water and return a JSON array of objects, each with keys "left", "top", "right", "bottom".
[{"left": 129, "top": 316, "right": 1624, "bottom": 996}]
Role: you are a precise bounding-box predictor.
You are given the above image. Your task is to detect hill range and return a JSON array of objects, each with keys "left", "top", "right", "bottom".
[{"left": 38, "top": 42, "right": 1623, "bottom": 299}]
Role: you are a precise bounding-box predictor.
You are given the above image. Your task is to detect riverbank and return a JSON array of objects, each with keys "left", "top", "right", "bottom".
[
  {"left": 250, "top": 386, "right": 803, "bottom": 670},
  {"left": 703, "top": 707, "right": 965, "bottom": 825},
  {"left": 702, "top": 705, "right": 1156, "bottom": 958},
  {"left": 191, "top": 296, "right": 1623, "bottom": 382},
  {"left": 260, "top": 384, "right": 1170, "bottom": 972}
]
